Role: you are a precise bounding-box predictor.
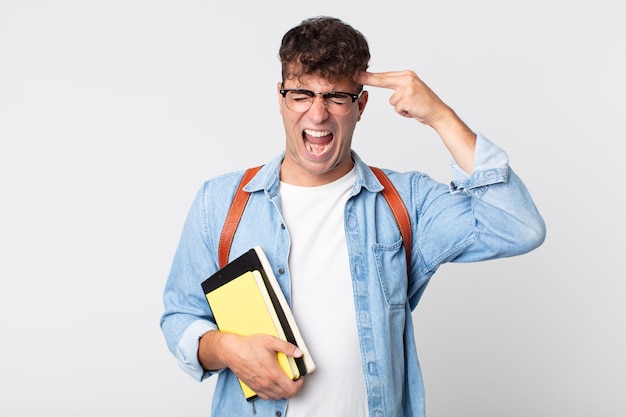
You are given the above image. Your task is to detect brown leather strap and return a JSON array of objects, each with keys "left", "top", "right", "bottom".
[
  {"left": 218, "top": 166, "right": 262, "bottom": 268},
  {"left": 218, "top": 165, "right": 412, "bottom": 276},
  {"left": 370, "top": 166, "right": 412, "bottom": 274}
]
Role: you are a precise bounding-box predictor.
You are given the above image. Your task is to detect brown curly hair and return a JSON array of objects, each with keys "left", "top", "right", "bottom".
[{"left": 279, "top": 16, "right": 370, "bottom": 86}]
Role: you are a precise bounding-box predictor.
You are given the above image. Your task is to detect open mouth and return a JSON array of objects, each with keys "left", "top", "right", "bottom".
[{"left": 303, "top": 129, "right": 333, "bottom": 156}]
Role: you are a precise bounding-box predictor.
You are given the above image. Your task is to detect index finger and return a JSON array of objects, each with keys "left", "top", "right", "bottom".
[{"left": 355, "top": 71, "right": 406, "bottom": 90}]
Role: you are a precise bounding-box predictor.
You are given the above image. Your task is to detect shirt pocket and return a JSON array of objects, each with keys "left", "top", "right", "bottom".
[{"left": 372, "top": 239, "right": 408, "bottom": 310}]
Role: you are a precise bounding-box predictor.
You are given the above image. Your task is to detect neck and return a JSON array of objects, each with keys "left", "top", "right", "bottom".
[{"left": 280, "top": 158, "right": 354, "bottom": 187}]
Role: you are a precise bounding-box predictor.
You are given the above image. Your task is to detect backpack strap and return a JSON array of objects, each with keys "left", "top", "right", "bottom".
[
  {"left": 369, "top": 166, "right": 412, "bottom": 275},
  {"left": 218, "top": 166, "right": 262, "bottom": 268},
  {"left": 218, "top": 165, "right": 412, "bottom": 275}
]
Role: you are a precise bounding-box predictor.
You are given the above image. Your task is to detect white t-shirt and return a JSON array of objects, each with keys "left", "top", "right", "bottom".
[{"left": 279, "top": 168, "right": 368, "bottom": 416}]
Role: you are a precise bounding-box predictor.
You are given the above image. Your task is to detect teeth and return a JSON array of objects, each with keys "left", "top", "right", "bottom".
[
  {"left": 305, "top": 141, "right": 331, "bottom": 155},
  {"left": 304, "top": 129, "right": 331, "bottom": 138}
]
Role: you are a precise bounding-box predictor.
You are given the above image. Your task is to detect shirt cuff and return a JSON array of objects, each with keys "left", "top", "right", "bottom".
[
  {"left": 449, "top": 132, "right": 509, "bottom": 194},
  {"left": 175, "top": 319, "right": 219, "bottom": 381}
]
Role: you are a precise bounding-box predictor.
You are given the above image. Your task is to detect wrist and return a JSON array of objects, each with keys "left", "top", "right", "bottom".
[{"left": 199, "top": 330, "right": 229, "bottom": 371}]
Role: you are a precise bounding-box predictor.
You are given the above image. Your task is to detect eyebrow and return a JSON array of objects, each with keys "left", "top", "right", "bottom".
[{"left": 280, "top": 88, "right": 360, "bottom": 96}]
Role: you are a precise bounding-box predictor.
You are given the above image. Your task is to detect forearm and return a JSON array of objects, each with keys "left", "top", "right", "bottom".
[
  {"left": 429, "top": 105, "right": 476, "bottom": 174},
  {"left": 198, "top": 329, "right": 231, "bottom": 371}
]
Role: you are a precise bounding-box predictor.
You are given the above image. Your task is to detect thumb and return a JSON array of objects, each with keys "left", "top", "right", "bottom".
[
  {"left": 292, "top": 346, "right": 303, "bottom": 358},
  {"left": 267, "top": 336, "right": 303, "bottom": 359}
]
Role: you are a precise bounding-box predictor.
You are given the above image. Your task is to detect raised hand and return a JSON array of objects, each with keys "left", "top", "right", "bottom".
[
  {"left": 356, "top": 70, "right": 451, "bottom": 125},
  {"left": 356, "top": 70, "right": 476, "bottom": 172}
]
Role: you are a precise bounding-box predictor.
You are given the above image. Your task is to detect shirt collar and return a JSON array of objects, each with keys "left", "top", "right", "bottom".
[{"left": 243, "top": 150, "right": 384, "bottom": 197}]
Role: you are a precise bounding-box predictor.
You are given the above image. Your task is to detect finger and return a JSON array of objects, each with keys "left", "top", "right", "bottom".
[
  {"left": 256, "top": 376, "right": 304, "bottom": 400},
  {"left": 252, "top": 361, "right": 304, "bottom": 400},
  {"left": 269, "top": 337, "right": 302, "bottom": 359},
  {"left": 355, "top": 70, "right": 406, "bottom": 90}
]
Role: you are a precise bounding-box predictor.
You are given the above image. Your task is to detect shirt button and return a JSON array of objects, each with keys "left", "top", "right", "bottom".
[
  {"left": 278, "top": 268, "right": 285, "bottom": 274},
  {"left": 275, "top": 412, "right": 282, "bottom": 417},
  {"left": 359, "top": 312, "right": 368, "bottom": 324},
  {"left": 368, "top": 361, "right": 377, "bottom": 374},
  {"left": 281, "top": 223, "right": 286, "bottom": 230}
]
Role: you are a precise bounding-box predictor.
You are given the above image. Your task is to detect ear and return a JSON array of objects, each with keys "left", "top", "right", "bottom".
[
  {"left": 356, "top": 90, "right": 369, "bottom": 122},
  {"left": 277, "top": 82, "right": 286, "bottom": 114},
  {"left": 276, "top": 82, "right": 283, "bottom": 101}
]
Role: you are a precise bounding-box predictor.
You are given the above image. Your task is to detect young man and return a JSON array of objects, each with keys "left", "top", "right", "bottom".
[{"left": 160, "top": 16, "right": 545, "bottom": 416}]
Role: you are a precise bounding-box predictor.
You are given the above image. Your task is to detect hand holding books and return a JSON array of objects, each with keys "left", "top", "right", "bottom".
[
  {"left": 199, "top": 330, "right": 306, "bottom": 400},
  {"left": 201, "top": 247, "right": 316, "bottom": 401}
]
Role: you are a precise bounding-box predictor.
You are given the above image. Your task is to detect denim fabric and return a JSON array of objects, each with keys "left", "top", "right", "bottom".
[{"left": 160, "top": 133, "right": 546, "bottom": 417}]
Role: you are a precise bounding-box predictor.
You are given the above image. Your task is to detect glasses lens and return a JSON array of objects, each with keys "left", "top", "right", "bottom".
[
  {"left": 285, "top": 90, "right": 314, "bottom": 113},
  {"left": 283, "top": 90, "right": 357, "bottom": 115},
  {"left": 325, "top": 93, "right": 353, "bottom": 115}
]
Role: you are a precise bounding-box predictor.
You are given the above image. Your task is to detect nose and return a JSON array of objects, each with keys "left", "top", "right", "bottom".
[{"left": 307, "top": 94, "right": 329, "bottom": 121}]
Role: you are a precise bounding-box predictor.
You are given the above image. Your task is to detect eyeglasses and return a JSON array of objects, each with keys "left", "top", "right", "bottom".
[{"left": 279, "top": 87, "right": 362, "bottom": 115}]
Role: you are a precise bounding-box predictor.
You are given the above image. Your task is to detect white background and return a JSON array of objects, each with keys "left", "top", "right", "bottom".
[{"left": 1, "top": 1, "right": 624, "bottom": 416}]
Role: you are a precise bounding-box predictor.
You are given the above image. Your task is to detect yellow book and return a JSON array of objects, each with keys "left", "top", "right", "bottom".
[{"left": 202, "top": 247, "right": 316, "bottom": 401}]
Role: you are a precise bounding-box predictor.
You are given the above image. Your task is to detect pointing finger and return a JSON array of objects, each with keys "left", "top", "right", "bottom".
[{"left": 355, "top": 70, "right": 407, "bottom": 90}]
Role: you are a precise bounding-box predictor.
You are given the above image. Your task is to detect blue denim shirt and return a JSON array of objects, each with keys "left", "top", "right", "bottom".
[{"left": 160, "top": 133, "right": 546, "bottom": 417}]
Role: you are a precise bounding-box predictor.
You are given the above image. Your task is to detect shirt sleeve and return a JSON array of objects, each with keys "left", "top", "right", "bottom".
[
  {"left": 449, "top": 132, "right": 510, "bottom": 193},
  {"left": 411, "top": 132, "right": 545, "bottom": 273},
  {"left": 175, "top": 320, "right": 220, "bottom": 381},
  {"left": 160, "top": 182, "right": 223, "bottom": 382}
]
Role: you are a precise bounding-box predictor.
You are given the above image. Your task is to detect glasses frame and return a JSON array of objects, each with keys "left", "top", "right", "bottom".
[{"left": 279, "top": 86, "right": 362, "bottom": 115}]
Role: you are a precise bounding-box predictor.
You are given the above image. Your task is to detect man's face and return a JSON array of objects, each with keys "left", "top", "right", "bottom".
[{"left": 277, "top": 73, "right": 368, "bottom": 186}]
